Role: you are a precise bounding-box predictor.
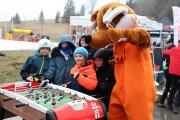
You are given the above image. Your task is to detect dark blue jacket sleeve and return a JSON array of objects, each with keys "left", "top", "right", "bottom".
[
  {"left": 45, "top": 58, "right": 56, "bottom": 82},
  {"left": 20, "top": 56, "right": 33, "bottom": 81}
]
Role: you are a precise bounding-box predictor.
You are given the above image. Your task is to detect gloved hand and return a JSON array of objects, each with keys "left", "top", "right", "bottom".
[
  {"left": 80, "top": 35, "right": 92, "bottom": 44},
  {"left": 33, "top": 74, "right": 44, "bottom": 82}
]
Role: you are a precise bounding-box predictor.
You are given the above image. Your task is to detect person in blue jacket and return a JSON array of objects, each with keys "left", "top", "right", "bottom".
[
  {"left": 20, "top": 38, "right": 51, "bottom": 82},
  {"left": 46, "top": 34, "right": 76, "bottom": 86}
]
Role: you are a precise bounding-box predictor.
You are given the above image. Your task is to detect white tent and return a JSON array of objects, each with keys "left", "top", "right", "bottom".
[
  {"left": 70, "top": 15, "right": 163, "bottom": 30},
  {"left": 70, "top": 16, "right": 91, "bottom": 27},
  {"left": 137, "top": 16, "right": 163, "bottom": 31}
]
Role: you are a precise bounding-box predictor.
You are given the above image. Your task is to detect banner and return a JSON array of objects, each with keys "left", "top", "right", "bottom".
[{"left": 172, "top": 6, "right": 180, "bottom": 46}]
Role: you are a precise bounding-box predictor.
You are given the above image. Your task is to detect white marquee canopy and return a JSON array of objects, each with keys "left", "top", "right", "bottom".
[{"left": 70, "top": 15, "right": 163, "bottom": 31}]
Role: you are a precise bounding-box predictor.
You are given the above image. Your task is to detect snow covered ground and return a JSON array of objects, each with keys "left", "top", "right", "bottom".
[{"left": 0, "top": 39, "right": 58, "bottom": 51}]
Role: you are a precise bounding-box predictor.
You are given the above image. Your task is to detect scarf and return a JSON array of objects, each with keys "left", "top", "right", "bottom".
[{"left": 60, "top": 47, "right": 72, "bottom": 55}]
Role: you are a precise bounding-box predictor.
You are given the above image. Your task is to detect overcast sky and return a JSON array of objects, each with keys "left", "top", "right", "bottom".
[{"left": 0, "top": 0, "right": 127, "bottom": 21}]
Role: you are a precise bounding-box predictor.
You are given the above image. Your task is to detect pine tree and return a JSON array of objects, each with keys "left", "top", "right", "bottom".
[
  {"left": 55, "top": 11, "right": 60, "bottom": 23},
  {"left": 80, "top": 5, "right": 85, "bottom": 16},
  {"left": 13, "top": 13, "right": 21, "bottom": 24},
  {"left": 39, "top": 10, "right": 45, "bottom": 24},
  {"left": 63, "top": 0, "right": 76, "bottom": 19}
]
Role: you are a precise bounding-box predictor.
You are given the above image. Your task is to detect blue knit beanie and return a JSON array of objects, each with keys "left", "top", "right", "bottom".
[{"left": 73, "top": 47, "right": 88, "bottom": 59}]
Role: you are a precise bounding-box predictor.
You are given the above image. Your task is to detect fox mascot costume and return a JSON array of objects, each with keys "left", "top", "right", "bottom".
[{"left": 81, "top": 2, "right": 156, "bottom": 120}]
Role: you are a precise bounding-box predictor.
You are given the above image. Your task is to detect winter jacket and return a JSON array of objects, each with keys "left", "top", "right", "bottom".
[
  {"left": 93, "top": 48, "right": 115, "bottom": 97},
  {"left": 70, "top": 60, "right": 98, "bottom": 95},
  {"left": 45, "top": 38, "right": 76, "bottom": 85},
  {"left": 20, "top": 51, "right": 50, "bottom": 80},
  {"left": 163, "top": 45, "right": 180, "bottom": 76}
]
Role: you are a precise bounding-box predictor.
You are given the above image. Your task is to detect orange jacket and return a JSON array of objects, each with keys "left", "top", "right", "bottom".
[{"left": 70, "top": 60, "right": 98, "bottom": 91}]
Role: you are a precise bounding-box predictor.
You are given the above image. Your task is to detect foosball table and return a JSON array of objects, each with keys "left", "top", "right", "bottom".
[{"left": 0, "top": 81, "right": 107, "bottom": 120}]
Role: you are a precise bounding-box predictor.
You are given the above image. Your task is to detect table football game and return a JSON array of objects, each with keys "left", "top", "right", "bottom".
[{"left": 0, "top": 81, "right": 107, "bottom": 120}]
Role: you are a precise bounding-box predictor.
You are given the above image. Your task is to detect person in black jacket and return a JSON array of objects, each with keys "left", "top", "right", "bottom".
[{"left": 93, "top": 48, "right": 115, "bottom": 109}]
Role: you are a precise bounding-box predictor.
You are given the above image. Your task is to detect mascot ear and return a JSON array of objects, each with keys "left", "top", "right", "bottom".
[
  {"left": 91, "top": 10, "right": 99, "bottom": 30},
  {"left": 91, "top": 10, "right": 99, "bottom": 22}
]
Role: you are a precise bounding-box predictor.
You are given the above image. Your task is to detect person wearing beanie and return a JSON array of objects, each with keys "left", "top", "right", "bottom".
[
  {"left": 20, "top": 39, "right": 51, "bottom": 82},
  {"left": 46, "top": 34, "right": 76, "bottom": 86},
  {"left": 70, "top": 47, "right": 98, "bottom": 95},
  {"left": 93, "top": 48, "right": 115, "bottom": 109}
]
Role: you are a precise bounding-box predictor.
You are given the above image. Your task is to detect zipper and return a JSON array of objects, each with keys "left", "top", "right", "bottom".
[{"left": 39, "top": 56, "right": 45, "bottom": 74}]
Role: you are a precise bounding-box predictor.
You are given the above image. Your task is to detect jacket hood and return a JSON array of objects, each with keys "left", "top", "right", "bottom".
[{"left": 58, "top": 34, "right": 75, "bottom": 50}]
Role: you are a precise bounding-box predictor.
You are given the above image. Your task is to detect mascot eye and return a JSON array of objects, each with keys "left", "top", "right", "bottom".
[
  {"left": 111, "top": 13, "right": 124, "bottom": 26},
  {"left": 104, "top": 13, "right": 125, "bottom": 30}
]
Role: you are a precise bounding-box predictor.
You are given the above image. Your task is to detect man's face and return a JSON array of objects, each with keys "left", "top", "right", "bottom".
[
  {"left": 40, "top": 48, "right": 50, "bottom": 56},
  {"left": 74, "top": 54, "right": 86, "bottom": 66},
  {"left": 94, "top": 58, "right": 103, "bottom": 68}
]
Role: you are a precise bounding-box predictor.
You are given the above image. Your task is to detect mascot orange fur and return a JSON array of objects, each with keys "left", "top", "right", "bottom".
[{"left": 81, "top": 2, "right": 156, "bottom": 120}]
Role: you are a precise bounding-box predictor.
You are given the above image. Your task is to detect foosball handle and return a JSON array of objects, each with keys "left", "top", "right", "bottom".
[
  {"left": 3, "top": 98, "right": 13, "bottom": 102},
  {"left": 16, "top": 103, "right": 26, "bottom": 108}
]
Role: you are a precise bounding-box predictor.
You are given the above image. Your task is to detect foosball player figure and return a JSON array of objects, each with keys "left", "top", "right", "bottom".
[
  {"left": 42, "top": 88, "right": 46, "bottom": 92},
  {"left": 48, "top": 86, "right": 53, "bottom": 89},
  {"left": 35, "top": 93, "right": 40, "bottom": 100},
  {"left": 51, "top": 91, "right": 55, "bottom": 97},
  {"left": 28, "top": 88, "right": 33, "bottom": 94},
  {"left": 44, "top": 92, "right": 48, "bottom": 98},
  {"left": 58, "top": 91, "right": 64, "bottom": 96},
  {"left": 71, "top": 94, "right": 77, "bottom": 100},
  {"left": 58, "top": 95, "right": 64, "bottom": 101},
  {"left": 51, "top": 98, "right": 56, "bottom": 106}
]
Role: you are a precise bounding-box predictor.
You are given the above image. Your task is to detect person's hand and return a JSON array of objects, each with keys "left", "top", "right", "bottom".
[
  {"left": 80, "top": 35, "right": 92, "bottom": 44},
  {"left": 61, "top": 84, "right": 68, "bottom": 88},
  {"left": 73, "top": 73, "right": 79, "bottom": 79},
  {"left": 27, "top": 76, "right": 33, "bottom": 82},
  {"left": 39, "top": 76, "right": 45, "bottom": 81}
]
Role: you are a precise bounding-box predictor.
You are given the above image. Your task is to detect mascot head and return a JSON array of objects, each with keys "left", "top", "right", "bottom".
[{"left": 91, "top": 2, "right": 138, "bottom": 30}]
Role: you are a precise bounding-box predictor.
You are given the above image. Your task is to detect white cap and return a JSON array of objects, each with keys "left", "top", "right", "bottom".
[{"left": 38, "top": 38, "right": 51, "bottom": 50}]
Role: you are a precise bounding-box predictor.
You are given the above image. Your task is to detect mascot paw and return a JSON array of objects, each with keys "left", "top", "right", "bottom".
[
  {"left": 106, "top": 26, "right": 124, "bottom": 43},
  {"left": 138, "top": 30, "right": 150, "bottom": 48},
  {"left": 81, "top": 35, "right": 92, "bottom": 44}
]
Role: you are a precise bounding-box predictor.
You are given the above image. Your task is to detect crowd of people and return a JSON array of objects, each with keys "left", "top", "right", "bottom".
[
  {"left": 20, "top": 32, "right": 180, "bottom": 115},
  {"left": 20, "top": 34, "right": 115, "bottom": 109}
]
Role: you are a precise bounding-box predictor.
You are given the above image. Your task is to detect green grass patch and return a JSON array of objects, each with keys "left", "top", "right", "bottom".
[{"left": 0, "top": 51, "right": 34, "bottom": 84}]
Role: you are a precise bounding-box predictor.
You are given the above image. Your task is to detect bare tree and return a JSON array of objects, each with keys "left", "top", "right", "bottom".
[{"left": 88, "top": 0, "right": 98, "bottom": 14}]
